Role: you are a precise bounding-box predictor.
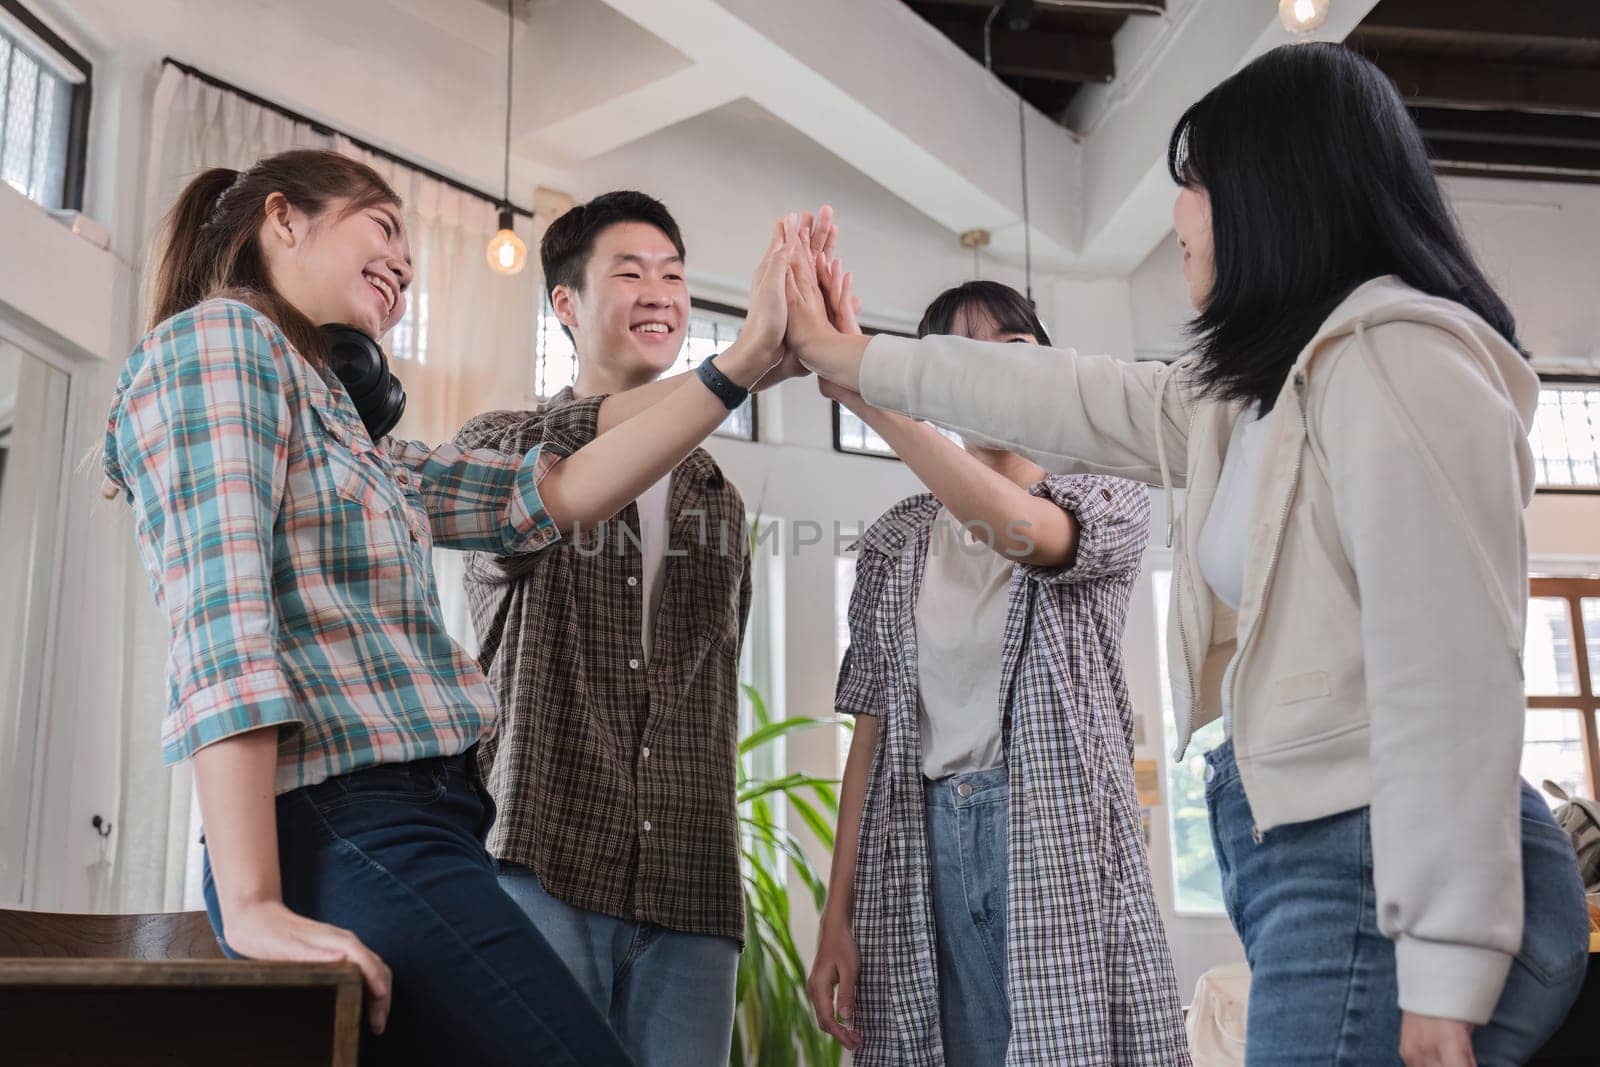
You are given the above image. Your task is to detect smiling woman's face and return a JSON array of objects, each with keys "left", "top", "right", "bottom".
[{"left": 261, "top": 194, "right": 414, "bottom": 339}]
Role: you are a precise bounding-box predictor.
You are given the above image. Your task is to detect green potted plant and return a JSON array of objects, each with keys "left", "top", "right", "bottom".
[{"left": 732, "top": 682, "right": 849, "bottom": 1067}]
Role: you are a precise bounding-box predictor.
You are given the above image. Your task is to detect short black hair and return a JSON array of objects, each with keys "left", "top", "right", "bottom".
[
  {"left": 540, "top": 189, "right": 685, "bottom": 302},
  {"left": 916, "top": 280, "right": 1051, "bottom": 346},
  {"left": 1167, "top": 42, "right": 1521, "bottom": 412}
]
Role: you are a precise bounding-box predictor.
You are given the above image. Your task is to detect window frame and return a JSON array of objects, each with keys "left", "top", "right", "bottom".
[
  {"left": 1526, "top": 575, "right": 1600, "bottom": 797},
  {"left": 828, "top": 324, "right": 925, "bottom": 460},
  {"left": 0, "top": 0, "right": 91, "bottom": 212},
  {"left": 1531, "top": 374, "right": 1600, "bottom": 496}
]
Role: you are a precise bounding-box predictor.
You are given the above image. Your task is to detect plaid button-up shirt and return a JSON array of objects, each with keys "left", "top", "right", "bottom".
[
  {"left": 838, "top": 475, "right": 1191, "bottom": 1066},
  {"left": 105, "top": 299, "right": 560, "bottom": 793},
  {"left": 456, "top": 389, "right": 751, "bottom": 943}
]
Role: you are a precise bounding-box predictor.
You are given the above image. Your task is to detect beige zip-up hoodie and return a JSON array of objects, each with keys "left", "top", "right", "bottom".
[{"left": 859, "top": 276, "right": 1539, "bottom": 1024}]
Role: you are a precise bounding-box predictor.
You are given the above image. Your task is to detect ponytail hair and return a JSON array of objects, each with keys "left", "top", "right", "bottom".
[{"left": 149, "top": 149, "right": 401, "bottom": 366}]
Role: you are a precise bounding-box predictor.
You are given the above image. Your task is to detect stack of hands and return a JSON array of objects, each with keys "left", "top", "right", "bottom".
[{"left": 736, "top": 205, "right": 874, "bottom": 414}]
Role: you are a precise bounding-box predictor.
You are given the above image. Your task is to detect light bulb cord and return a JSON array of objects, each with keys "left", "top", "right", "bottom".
[{"left": 503, "top": 0, "right": 513, "bottom": 208}]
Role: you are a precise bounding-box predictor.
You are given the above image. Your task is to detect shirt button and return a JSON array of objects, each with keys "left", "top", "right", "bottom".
[
  {"left": 1101, "top": 488, "right": 1113, "bottom": 501},
  {"left": 957, "top": 782, "right": 974, "bottom": 798},
  {"left": 629, "top": 658, "right": 642, "bottom": 670},
  {"left": 641, "top": 746, "right": 651, "bottom": 759},
  {"left": 627, "top": 576, "right": 639, "bottom": 587},
  {"left": 642, "top": 820, "right": 652, "bottom": 833}
]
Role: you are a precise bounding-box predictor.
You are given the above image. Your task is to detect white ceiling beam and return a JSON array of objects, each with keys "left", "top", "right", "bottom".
[
  {"left": 522, "top": 64, "right": 740, "bottom": 168},
  {"left": 531, "top": 0, "right": 1081, "bottom": 263}
]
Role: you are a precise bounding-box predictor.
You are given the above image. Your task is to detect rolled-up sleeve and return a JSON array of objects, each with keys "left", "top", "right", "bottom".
[
  {"left": 1017, "top": 474, "right": 1151, "bottom": 585},
  {"left": 835, "top": 549, "right": 890, "bottom": 717},
  {"left": 112, "top": 303, "right": 303, "bottom": 763},
  {"left": 386, "top": 439, "right": 563, "bottom": 554}
]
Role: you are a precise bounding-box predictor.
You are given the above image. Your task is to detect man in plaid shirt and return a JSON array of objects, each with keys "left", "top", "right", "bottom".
[{"left": 456, "top": 192, "right": 824, "bottom": 1065}]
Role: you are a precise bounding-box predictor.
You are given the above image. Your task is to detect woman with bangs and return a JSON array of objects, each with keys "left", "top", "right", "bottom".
[{"left": 806, "top": 277, "right": 1189, "bottom": 1066}]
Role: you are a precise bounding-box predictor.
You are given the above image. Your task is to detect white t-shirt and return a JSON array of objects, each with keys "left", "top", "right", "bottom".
[
  {"left": 914, "top": 507, "right": 1015, "bottom": 780},
  {"left": 1198, "top": 407, "right": 1269, "bottom": 736},
  {"left": 636, "top": 475, "right": 672, "bottom": 661},
  {"left": 1197, "top": 409, "right": 1268, "bottom": 612}
]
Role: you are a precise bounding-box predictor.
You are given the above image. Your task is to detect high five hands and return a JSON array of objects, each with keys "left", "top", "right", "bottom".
[
  {"left": 740, "top": 204, "right": 872, "bottom": 396},
  {"left": 747, "top": 206, "right": 842, "bottom": 391}
]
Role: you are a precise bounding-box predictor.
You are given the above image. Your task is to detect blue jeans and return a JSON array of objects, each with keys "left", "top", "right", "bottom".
[
  {"left": 497, "top": 864, "right": 739, "bottom": 1067},
  {"left": 202, "top": 751, "right": 631, "bottom": 1067},
  {"left": 1204, "top": 740, "right": 1588, "bottom": 1066},
  {"left": 925, "top": 764, "right": 1012, "bottom": 1067}
]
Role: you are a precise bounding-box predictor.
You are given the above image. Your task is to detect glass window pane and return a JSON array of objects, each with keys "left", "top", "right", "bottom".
[
  {"left": 1529, "top": 386, "right": 1600, "bottom": 489},
  {"left": 1524, "top": 597, "right": 1578, "bottom": 696},
  {"left": 0, "top": 21, "right": 76, "bottom": 211},
  {"left": 1153, "top": 568, "right": 1226, "bottom": 913},
  {"left": 1583, "top": 599, "right": 1600, "bottom": 695},
  {"left": 1522, "top": 709, "right": 1588, "bottom": 807},
  {"left": 535, "top": 292, "right": 578, "bottom": 399},
  {"left": 835, "top": 403, "right": 962, "bottom": 458}
]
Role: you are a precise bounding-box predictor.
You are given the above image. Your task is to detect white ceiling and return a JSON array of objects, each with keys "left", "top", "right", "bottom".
[{"left": 505, "top": 0, "right": 1381, "bottom": 274}]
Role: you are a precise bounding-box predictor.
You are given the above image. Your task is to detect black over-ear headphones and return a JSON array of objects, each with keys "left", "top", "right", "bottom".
[{"left": 321, "top": 325, "right": 407, "bottom": 441}]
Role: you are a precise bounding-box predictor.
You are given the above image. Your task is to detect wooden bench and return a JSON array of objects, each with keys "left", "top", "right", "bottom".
[{"left": 0, "top": 909, "right": 361, "bottom": 1066}]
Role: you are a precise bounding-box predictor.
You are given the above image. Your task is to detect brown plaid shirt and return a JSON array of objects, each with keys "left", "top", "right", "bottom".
[{"left": 454, "top": 388, "right": 751, "bottom": 942}]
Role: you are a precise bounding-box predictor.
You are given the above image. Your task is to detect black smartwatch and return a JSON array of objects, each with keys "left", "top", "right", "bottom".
[{"left": 696, "top": 355, "right": 749, "bottom": 411}]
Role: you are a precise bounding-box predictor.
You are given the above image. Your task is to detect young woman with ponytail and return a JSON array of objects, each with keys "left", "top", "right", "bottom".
[{"left": 103, "top": 149, "right": 803, "bottom": 1066}]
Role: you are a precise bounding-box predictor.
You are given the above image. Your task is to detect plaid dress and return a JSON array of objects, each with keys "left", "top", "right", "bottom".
[{"left": 836, "top": 474, "right": 1191, "bottom": 1066}]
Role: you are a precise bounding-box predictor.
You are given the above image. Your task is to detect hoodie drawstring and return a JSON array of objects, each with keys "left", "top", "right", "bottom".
[{"left": 1154, "top": 364, "right": 1177, "bottom": 548}]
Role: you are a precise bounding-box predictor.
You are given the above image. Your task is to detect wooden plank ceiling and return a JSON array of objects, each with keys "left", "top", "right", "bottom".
[
  {"left": 899, "top": 0, "right": 1164, "bottom": 123},
  {"left": 907, "top": 0, "right": 1600, "bottom": 184},
  {"left": 1350, "top": 0, "right": 1600, "bottom": 184}
]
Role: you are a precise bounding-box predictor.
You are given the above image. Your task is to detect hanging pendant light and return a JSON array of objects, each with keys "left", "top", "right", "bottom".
[
  {"left": 487, "top": 206, "right": 526, "bottom": 275},
  {"left": 1279, "top": 0, "right": 1330, "bottom": 35},
  {"left": 486, "top": 0, "right": 527, "bottom": 275}
]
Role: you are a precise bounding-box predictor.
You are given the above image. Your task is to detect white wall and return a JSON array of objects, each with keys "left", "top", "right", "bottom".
[{"left": 1129, "top": 176, "right": 1600, "bottom": 370}]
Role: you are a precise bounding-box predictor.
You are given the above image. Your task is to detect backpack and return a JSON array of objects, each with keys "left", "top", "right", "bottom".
[{"left": 1542, "top": 780, "right": 1600, "bottom": 891}]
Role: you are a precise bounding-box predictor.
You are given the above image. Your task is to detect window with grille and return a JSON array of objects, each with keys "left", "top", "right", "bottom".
[
  {"left": 1523, "top": 577, "right": 1600, "bottom": 804},
  {"left": 828, "top": 327, "right": 962, "bottom": 459},
  {"left": 833, "top": 400, "right": 963, "bottom": 459},
  {"left": 0, "top": 3, "right": 89, "bottom": 212},
  {"left": 534, "top": 294, "right": 756, "bottom": 441},
  {"left": 1530, "top": 377, "right": 1600, "bottom": 491}
]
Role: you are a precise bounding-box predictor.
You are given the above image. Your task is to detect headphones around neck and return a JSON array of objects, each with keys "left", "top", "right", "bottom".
[{"left": 321, "top": 325, "right": 407, "bottom": 441}]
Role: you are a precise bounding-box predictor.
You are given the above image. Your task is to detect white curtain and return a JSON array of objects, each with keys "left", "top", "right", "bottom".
[{"left": 106, "top": 65, "right": 541, "bottom": 911}]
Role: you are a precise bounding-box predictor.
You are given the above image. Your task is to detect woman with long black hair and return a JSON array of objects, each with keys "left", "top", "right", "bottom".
[{"left": 787, "top": 43, "right": 1589, "bottom": 1066}]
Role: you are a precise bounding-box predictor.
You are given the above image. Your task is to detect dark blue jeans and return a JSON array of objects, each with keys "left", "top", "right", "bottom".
[
  {"left": 1205, "top": 740, "right": 1588, "bottom": 1066},
  {"left": 202, "top": 751, "right": 632, "bottom": 1066}
]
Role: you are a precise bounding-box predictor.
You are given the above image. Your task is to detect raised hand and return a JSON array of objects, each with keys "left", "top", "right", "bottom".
[
  {"left": 737, "top": 214, "right": 801, "bottom": 373},
  {"left": 754, "top": 206, "right": 837, "bottom": 391},
  {"left": 816, "top": 252, "right": 862, "bottom": 336},
  {"left": 813, "top": 254, "right": 868, "bottom": 408},
  {"left": 782, "top": 221, "right": 843, "bottom": 360}
]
